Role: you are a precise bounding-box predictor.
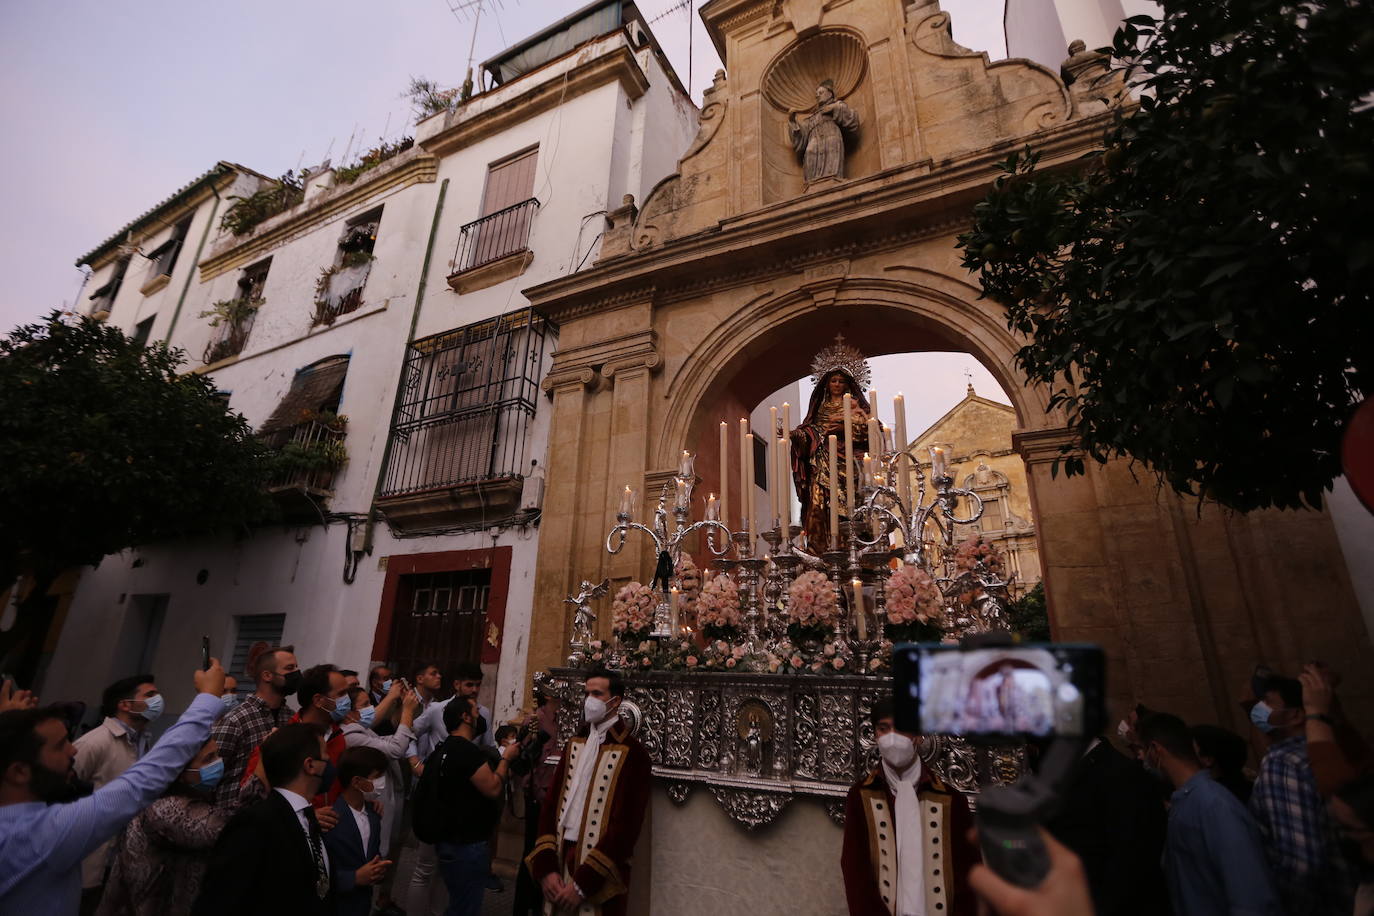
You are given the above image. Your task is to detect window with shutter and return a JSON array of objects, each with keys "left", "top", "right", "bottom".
[{"left": 228, "top": 613, "right": 286, "bottom": 687}]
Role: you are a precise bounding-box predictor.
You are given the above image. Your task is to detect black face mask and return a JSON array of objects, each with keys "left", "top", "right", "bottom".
[
  {"left": 277, "top": 670, "right": 303, "bottom": 697},
  {"left": 31, "top": 761, "right": 93, "bottom": 805},
  {"left": 473, "top": 716, "right": 488, "bottom": 738}
]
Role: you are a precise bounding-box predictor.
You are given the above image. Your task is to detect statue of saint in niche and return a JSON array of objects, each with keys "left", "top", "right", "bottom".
[{"left": 788, "top": 80, "right": 860, "bottom": 184}]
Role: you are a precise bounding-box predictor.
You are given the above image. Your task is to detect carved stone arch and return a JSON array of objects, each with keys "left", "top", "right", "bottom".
[{"left": 650, "top": 273, "right": 1059, "bottom": 471}]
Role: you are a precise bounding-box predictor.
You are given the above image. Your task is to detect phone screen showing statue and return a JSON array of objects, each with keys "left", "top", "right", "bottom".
[{"left": 892, "top": 644, "right": 1104, "bottom": 740}]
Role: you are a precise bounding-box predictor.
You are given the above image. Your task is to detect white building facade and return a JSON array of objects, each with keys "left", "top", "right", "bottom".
[{"left": 48, "top": 2, "right": 698, "bottom": 725}]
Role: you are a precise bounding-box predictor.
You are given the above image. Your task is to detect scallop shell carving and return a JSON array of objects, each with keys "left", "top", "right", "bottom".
[{"left": 762, "top": 30, "right": 868, "bottom": 113}]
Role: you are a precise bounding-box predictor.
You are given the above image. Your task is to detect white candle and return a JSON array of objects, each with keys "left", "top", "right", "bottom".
[
  {"left": 867, "top": 388, "right": 878, "bottom": 424},
  {"left": 782, "top": 435, "right": 793, "bottom": 529},
  {"left": 867, "top": 416, "right": 881, "bottom": 461},
  {"left": 777, "top": 436, "right": 789, "bottom": 532},
  {"left": 862, "top": 453, "right": 873, "bottom": 487},
  {"left": 670, "top": 587, "right": 680, "bottom": 635},
  {"left": 675, "top": 476, "right": 689, "bottom": 509},
  {"left": 679, "top": 449, "right": 694, "bottom": 478},
  {"left": 706, "top": 493, "right": 719, "bottom": 521},
  {"left": 769, "top": 406, "right": 780, "bottom": 526},
  {"left": 828, "top": 434, "right": 840, "bottom": 545},
  {"left": 783, "top": 401, "right": 791, "bottom": 437},
  {"left": 719, "top": 421, "right": 730, "bottom": 531},
  {"left": 746, "top": 433, "right": 757, "bottom": 541},
  {"left": 842, "top": 393, "right": 854, "bottom": 516},
  {"left": 619, "top": 485, "right": 634, "bottom": 517},
  {"left": 739, "top": 418, "right": 750, "bottom": 532},
  {"left": 894, "top": 394, "right": 910, "bottom": 509},
  {"left": 931, "top": 446, "right": 948, "bottom": 480},
  {"left": 853, "top": 578, "right": 867, "bottom": 640}
]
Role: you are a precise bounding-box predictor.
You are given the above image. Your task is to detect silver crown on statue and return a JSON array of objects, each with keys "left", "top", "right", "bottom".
[{"left": 809, "top": 333, "right": 871, "bottom": 391}]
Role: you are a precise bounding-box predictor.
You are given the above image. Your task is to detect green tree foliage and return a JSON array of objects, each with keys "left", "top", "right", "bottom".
[
  {"left": 958, "top": 0, "right": 1373, "bottom": 511},
  {"left": 0, "top": 313, "right": 274, "bottom": 588},
  {"left": 1006, "top": 582, "right": 1050, "bottom": 642}
]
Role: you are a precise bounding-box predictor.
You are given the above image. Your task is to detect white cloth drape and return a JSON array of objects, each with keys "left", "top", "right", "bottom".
[
  {"left": 882, "top": 757, "right": 928, "bottom": 916},
  {"left": 559, "top": 715, "right": 619, "bottom": 841}
]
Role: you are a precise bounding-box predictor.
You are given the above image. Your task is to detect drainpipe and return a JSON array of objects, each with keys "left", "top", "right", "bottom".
[
  {"left": 357, "top": 177, "right": 450, "bottom": 564},
  {"left": 163, "top": 168, "right": 227, "bottom": 345}
]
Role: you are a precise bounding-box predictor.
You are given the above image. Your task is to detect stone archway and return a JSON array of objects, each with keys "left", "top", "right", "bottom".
[
  {"left": 655, "top": 272, "right": 1055, "bottom": 476},
  {"left": 518, "top": 0, "right": 1372, "bottom": 749}
]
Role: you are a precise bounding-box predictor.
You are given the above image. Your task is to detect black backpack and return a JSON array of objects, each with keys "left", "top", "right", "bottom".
[{"left": 411, "top": 743, "right": 449, "bottom": 844}]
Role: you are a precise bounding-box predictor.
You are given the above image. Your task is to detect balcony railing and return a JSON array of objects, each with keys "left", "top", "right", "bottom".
[
  {"left": 264, "top": 418, "right": 347, "bottom": 494},
  {"left": 450, "top": 198, "right": 539, "bottom": 275},
  {"left": 203, "top": 308, "right": 256, "bottom": 364},
  {"left": 379, "top": 307, "right": 555, "bottom": 499}
]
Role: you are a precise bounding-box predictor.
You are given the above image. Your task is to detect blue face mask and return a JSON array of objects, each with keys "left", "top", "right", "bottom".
[
  {"left": 1250, "top": 700, "right": 1277, "bottom": 734},
  {"left": 195, "top": 758, "right": 225, "bottom": 790},
  {"left": 328, "top": 693, "right": 352, "bottom": 723},
  {"left": 221, "top": 692, "right": 241, "bottom": 712},
  {"left": 138, "top": 694, "right": 165, "bottom": 723},
  {"left": 380, "top": 679, "right": 394, "bottom": 695},
  {"left": 358, "top": 706, "right": 376, "bottom": 729}
]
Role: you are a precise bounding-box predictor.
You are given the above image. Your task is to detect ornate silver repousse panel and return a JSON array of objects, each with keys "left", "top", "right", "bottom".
[{"left": 540, "top": 668, "right": 1012, "bottom": 830}]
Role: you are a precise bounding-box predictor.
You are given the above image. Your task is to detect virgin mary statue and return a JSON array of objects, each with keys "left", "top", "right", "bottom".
[{"left": 789, "top": 335, "right": 871, "bottom": 552}]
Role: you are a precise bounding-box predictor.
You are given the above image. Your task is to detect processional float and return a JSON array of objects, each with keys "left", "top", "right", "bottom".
[{"left": 537, "top": 336, "right": 1023, "bottom": 828}]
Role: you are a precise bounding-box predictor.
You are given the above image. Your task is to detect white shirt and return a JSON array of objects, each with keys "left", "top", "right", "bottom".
[
  {"left": 409, "top": 697, "right": 497, "bottom": 760},
  {"left": 346, "top": 800, "right": 371, "bottom": 854},
  {"left": 560, "top": 715, "right": 619, "bottom": 841},
  {"left": 275, "top": 787, "right": 330, "bottom": 872}
]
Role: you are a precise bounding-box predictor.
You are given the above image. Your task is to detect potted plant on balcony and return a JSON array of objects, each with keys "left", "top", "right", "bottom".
[{"left": 199, "top": 296, "right": 262, "bottom": 364}]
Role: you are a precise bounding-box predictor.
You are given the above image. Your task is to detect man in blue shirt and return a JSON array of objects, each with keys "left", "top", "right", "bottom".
[
  {"left": 1138, "top": 713, "right": 1283, "bottom": 916},
  {"left": 0, "top": 661, "right": 227, "bottom": 913}
]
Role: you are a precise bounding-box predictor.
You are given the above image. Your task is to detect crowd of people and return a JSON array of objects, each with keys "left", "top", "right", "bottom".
[
  {"left": 0, "top": 649, "right": 562, "bottom": 916},
  {"left": 2, "top": 648, "right": 1373, "bottom": 916}
]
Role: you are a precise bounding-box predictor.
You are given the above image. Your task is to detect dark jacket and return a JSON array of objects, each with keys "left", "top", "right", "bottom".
[
  {"left": 194, "top": 790, "right": 334, "bottom": 916},
  {"left": 323, "top": 796, "right": 382, "bottom": 916},
  {"left": 1047, "top": 739, "right": 1171, "bottom": 916}
]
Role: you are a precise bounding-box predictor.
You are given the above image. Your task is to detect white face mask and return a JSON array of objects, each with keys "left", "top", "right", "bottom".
[
  {"left": 363, "top": 775, "right": 386, "bottom": 801},
  {"left": 583, "top": 695, "right": 608, "bottom": 725},
  {"left": 878, "top": 732, "right": 917, "bottom": 769}
]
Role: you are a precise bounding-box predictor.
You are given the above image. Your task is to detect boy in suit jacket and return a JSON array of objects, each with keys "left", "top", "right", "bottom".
[
  {"left": 326, "top": 746, "right": 393, "bottom": 916},
  {"left": 194, "top": 724, "right": 335, "bottom": 916}
]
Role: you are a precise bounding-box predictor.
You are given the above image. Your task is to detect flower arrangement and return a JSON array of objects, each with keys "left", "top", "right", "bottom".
[
  {"left": 763, "top": 636, "right": 854, "bottom": 675},
  {"left": 883, "top": 563, "right": 946, "bottom": 643},
  {"left": 953, "top": 534, "right": 1007, "bottom": 577},
  {"left": 697, "top": 574, "right": 742, "bottom": 640},
  {"left": 786, "top": 570, "right": 840, "bottom": 643},
  {"left": 612, "top": 582, "right": 656, "bottom": 642},
  {"left": 677, "top": 555, "right": 703, "bottom": 620}
]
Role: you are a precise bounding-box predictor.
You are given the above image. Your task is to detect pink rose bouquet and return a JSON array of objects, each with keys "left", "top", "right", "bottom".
[
  {"left": 612, "top": 582, "right": 656, "bottom": 641},
  {"left": 698, "top": 574, "right": 742, "bottom": 638}
]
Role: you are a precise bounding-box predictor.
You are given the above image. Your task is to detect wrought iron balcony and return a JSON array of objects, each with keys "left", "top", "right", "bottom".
[
  {"left": 264, "top": 417, "right": 348, "bottom": 496},
  {"left": 377, "top": 307, "right": 555, "bottom": 530},
  {"left": 450, "top": 198, "right": 539, "bottom": 276},
  {"left": 202, "top": 307, "right": 256, "bottom": 365}
]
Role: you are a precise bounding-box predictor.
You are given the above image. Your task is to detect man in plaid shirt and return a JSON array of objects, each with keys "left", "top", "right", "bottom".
[
  {"left": 1250, "top": 674, "right": 1354, "bottom": 916},
  {"left": 210, "top": 645, "right": 298, "bottom": 811}
]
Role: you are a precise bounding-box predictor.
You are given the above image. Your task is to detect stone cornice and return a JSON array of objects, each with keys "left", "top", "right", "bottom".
[
  {"left": 1012, "top": 426, "right": 1081, "bottom": 464},
  {"left": 700, "top": 0, "right": 772, "bottom": 58},
  {"left": 420, "top": 47, "right": 650, "bottom": 158},
  {"left": 522, "top": 112, "right": 1112, "bottom": 320},
  {"left": 548, "top": 328, "right": 660, "bottom": 384},
  {"left": 198, "top": 153, "right": 439, "bottom": 281}
]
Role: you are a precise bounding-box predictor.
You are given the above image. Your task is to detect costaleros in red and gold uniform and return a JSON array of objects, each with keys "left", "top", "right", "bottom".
[
  {"left": 525, "top": 717, "right": 650, "bottom": 916},
  {"left": 841, "top": 763, "right": 977, "bottom": 916}
]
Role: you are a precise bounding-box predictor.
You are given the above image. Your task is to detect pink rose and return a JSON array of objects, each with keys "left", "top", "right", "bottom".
[
  {"left": 641, "top": 656, "right": 652, "bottom": 667},
  {"left": 687, "top": 656, "right": 698, "bottom": 667},
  {"left": 790, "top": 654, "right": 803, "bottom": 668},
  {"left": 810, "top": 660, "right": 824, "bottom": 672},
  {"left": 833, "top": 657, "right": 846, "bottom": 670},
  {"left": 726, "top": 658, "right": 737, "bottom": 668}
]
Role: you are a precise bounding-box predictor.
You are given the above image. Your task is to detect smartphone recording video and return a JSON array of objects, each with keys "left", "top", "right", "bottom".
[{"left": 893, "top": 643, "right": 1104, "bottom": 741}]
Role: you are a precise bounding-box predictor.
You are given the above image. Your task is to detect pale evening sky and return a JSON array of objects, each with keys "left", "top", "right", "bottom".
[{"left": 0, "top": 0, "right": 1011, "bottom": 426}]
